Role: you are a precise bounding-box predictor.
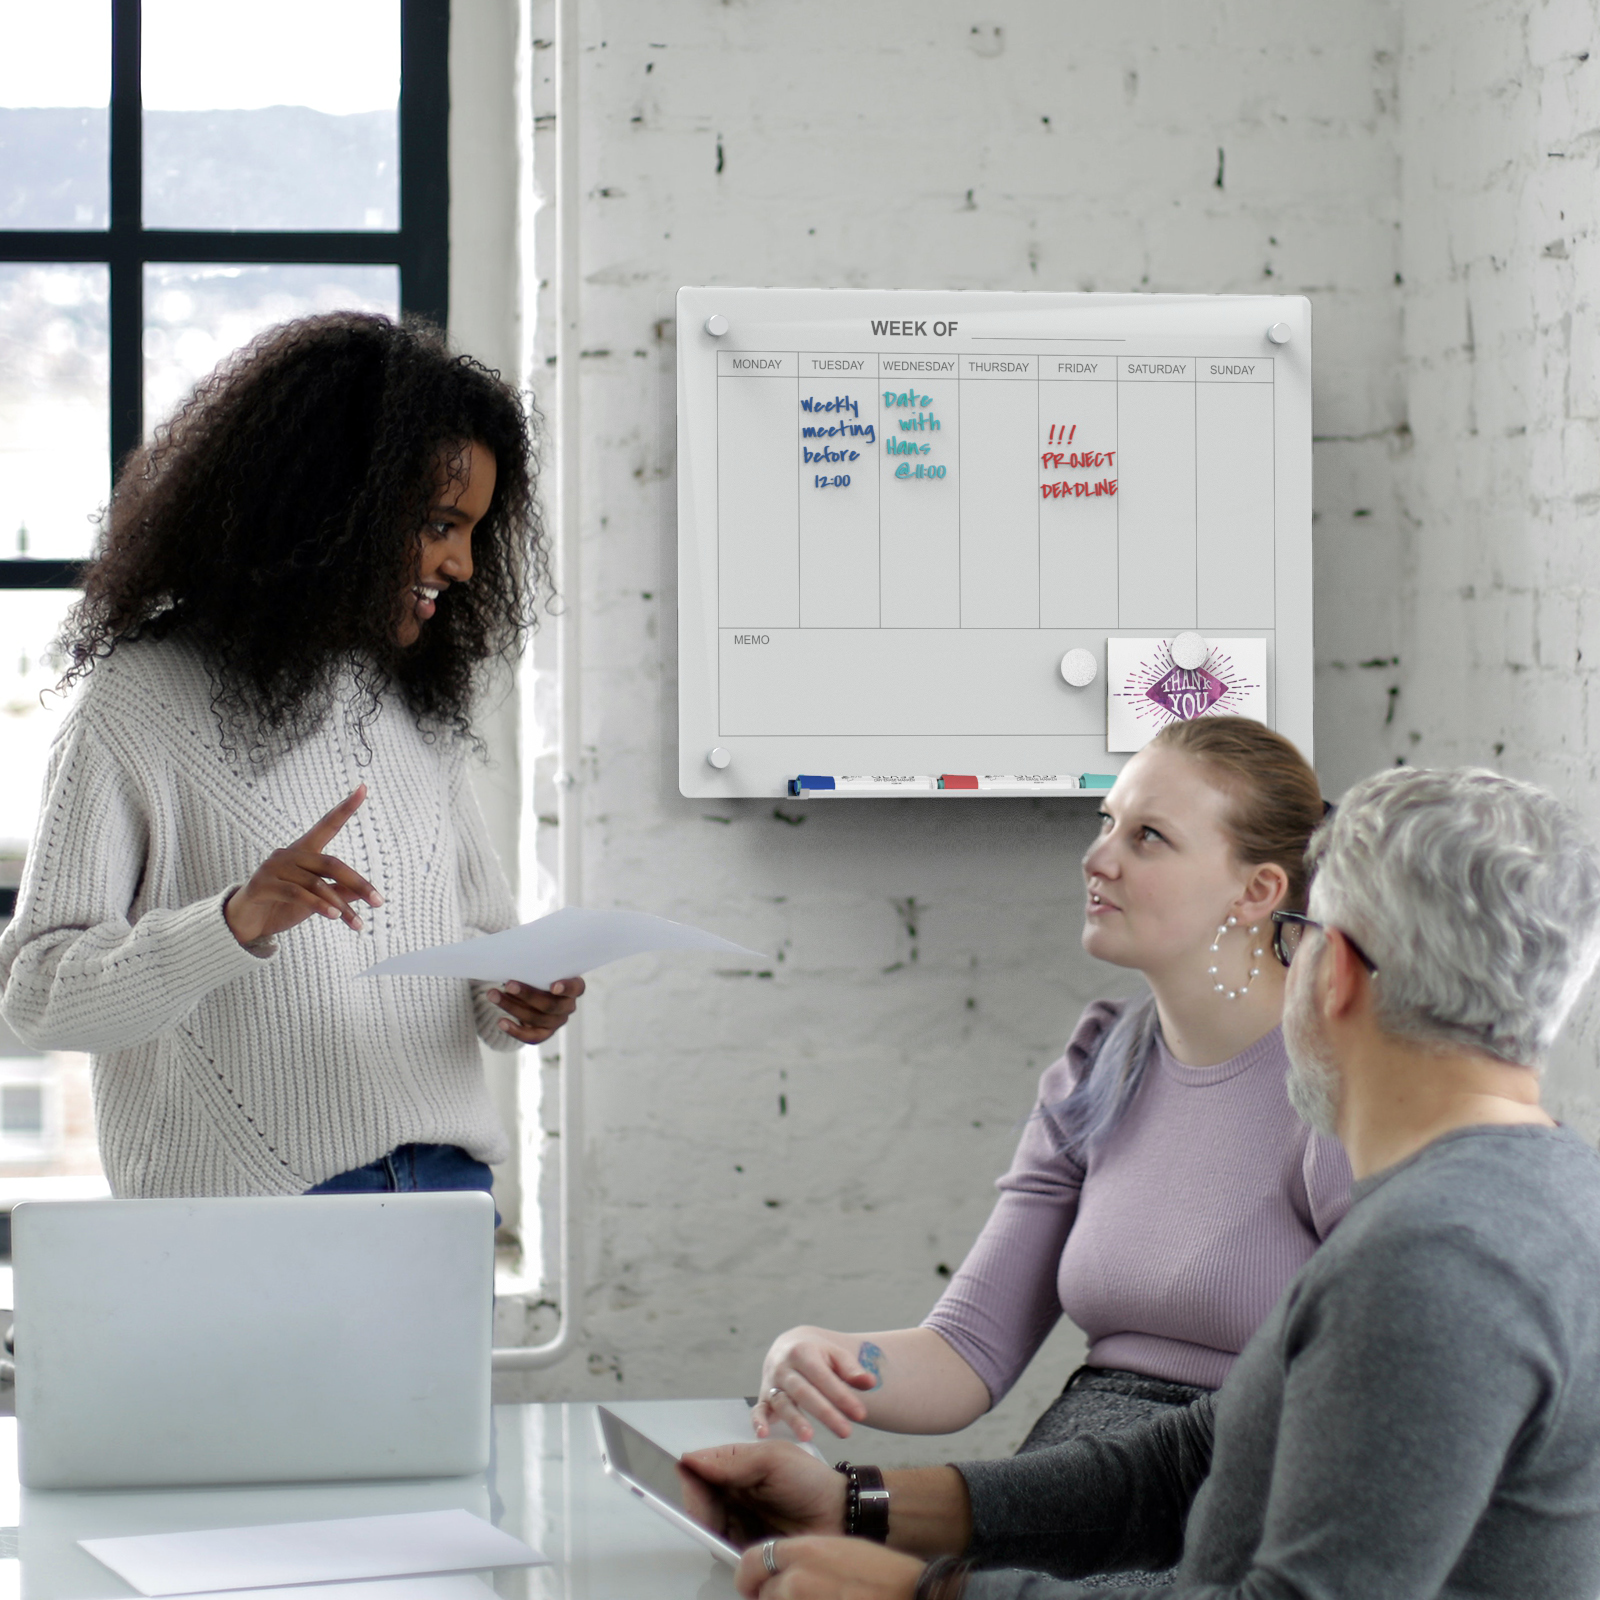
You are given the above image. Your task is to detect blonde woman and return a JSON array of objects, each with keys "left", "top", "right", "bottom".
[{"left": 756, "top": 718, "right": 1350, "bottom": 1466}]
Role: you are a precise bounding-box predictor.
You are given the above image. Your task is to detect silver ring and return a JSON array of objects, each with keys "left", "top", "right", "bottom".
[
  {"left": 762, "top": 1539, "right": 780, "bottom": 1575},
  {"left": 767, "top": 1385, "right": 782, "bottom": 1401}
]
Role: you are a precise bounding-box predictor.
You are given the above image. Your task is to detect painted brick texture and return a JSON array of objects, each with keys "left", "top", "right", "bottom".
[{"left": 1395, "top": 0, "right": 1600, "bottom": 1122}]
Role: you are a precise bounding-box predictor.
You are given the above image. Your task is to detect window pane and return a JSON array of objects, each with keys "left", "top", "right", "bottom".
[
  {"left": 0, "top": 265, "right": 110, "bottom": 561},
  {"left": 143, "top": 263, "right": 400, "bottom": 432},
  {"left": 0, "top": 0, "right": 110, "bottom": 230},
  {"left": 0, "top": 595, "right": 107, "bottom": 1189},
  {"left": 1, "top": 1085, "right": 44, "bottom": 1137},
  {"left": 142, "top": 0, "right": 399, "bottom": 231},
  {"left": 0, "top": 591, "right": 78, "bottom": 867}
]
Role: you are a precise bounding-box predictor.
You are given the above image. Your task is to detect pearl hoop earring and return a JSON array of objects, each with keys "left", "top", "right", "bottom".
[{"left": 1207, "top": 917, "right": 1264, "bottom": 1001}]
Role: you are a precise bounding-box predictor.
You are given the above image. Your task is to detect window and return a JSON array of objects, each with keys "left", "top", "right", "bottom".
[{"left": 0, "top": 0, "right": 449, "bottom": 1194}]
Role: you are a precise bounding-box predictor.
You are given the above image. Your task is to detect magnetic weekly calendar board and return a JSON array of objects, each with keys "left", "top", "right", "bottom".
[{"left": 676, "top": 287, "right": 1312, "bottom": 799}]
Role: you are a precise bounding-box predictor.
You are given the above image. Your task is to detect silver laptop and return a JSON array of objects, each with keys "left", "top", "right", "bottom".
[{"left": 12, "top": 1192, "right": 494, "bottom": 1490}]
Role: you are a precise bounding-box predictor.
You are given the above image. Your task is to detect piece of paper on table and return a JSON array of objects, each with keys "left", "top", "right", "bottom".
[
  {"left": 364, "top": 906, "right": 767, "bottom": 989},
  {"left": 79, "top": 1509, "right": 545, "bottom": 1596},
  {"left": 124, "top": 1578, "right": 499, "bottom": 1600}
]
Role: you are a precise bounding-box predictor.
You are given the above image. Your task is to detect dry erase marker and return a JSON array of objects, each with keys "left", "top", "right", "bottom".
[
  {"left": 788, "top": 775, "right": 934, "bottom": 795},
  {"left": 938, "top": 775, "right": 980, "bottom": 790},
  {"left": 835, "top": 775, "right": 934, "bottom": 793},
  {"left": 978, "top": 775, "right": 1080, "bottom": 793},
  {"left": 1081, "top": 774, "right": 1117, "bottom": 789}
]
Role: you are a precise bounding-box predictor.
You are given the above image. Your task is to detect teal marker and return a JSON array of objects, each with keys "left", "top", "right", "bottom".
[{"left": 1081, "top": 774, "right": 1116, "bottom": 789}]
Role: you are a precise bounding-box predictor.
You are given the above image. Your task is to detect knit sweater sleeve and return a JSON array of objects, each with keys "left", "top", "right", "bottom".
[
  {"left": 958, "top": 1393, "right": 1217, "bottom": 1585},
  {"left": 0, "top": 711, "right": 272, "bottom": 1053},
  {"left": 449, "top": 753, "right": 524, "bottom": 1052},
  {"left": 922, "top": 1000, "right": 1124, "bottom": 1406}
]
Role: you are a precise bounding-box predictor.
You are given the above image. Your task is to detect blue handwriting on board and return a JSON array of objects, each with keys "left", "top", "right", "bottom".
[
  {"left": 883, "top": 390, "right": 932, "bottom": 408},
  {"left": 801, "top": 394, "right": 873, "bottom": 479},
  {"left": 886, "top": 437, "right": 931, "bottom": 456},
  {"left": 801, "top": 400, "right": 876, "bottom": 445},
  {"left": 802, "top": 423, "right": 876, "bottom": 442}
]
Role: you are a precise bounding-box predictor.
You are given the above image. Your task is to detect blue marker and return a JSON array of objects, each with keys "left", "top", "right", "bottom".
[{"left": 790, "top": 775, "right": 837, "bottom": 795}]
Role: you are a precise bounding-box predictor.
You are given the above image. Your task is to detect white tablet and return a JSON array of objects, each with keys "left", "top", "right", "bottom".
[{"left": 594, "top": 1405, "right": 775, "bottom": 1567}]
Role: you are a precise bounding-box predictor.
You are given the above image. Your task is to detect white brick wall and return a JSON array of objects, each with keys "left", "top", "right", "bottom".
[
  {"left": 496, "top": 0, "right": 1600, "bottom": 1457},
  {"left": 1394, "top": 0, "right": 1600, "bottom": 1125}
]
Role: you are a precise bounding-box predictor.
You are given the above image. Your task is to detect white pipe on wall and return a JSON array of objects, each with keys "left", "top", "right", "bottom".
[{"left": 493, "top": 0, "right": 582, "bottom": 1374}]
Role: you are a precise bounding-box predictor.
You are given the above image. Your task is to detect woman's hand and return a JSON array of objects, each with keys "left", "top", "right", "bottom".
[
  {"left": 756, "top": 1326, "right": 881, "bottom": 1441},
  {"left": 734, "top": 1536, "right": 924, "bottom": 1600},
  {"left": 485, "top": 976, "right": 586, "bottom": 1044},
  {"left": 225, "top": 786, "right": 381, "bottom": 947},
  {"left": 681, "top": 1441, "right": 847, "bottom": 1537}
]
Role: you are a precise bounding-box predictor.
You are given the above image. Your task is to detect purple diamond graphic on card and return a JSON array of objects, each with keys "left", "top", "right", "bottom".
[
  {"left": 1145, "top": 666, "right": 1228, "bottom": 719},
  {"left": 1106, "top": 638, "right": 1268, "bottom": 752}
]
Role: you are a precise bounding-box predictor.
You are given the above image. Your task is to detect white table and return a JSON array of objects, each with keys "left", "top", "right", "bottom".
[{"left": 0, "top": 1399, "right": 806, "bottom": 1600}]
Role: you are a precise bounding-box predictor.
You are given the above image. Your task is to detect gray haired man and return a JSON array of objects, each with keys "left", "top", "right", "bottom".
[{"left": 689, "top": 766, "right": 1600, "bottom": 1600}]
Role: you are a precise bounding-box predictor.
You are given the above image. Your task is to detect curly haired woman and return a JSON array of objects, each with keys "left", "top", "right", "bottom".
[{"left": 0, "top": 312, "right": 582, "bottom": 1201}]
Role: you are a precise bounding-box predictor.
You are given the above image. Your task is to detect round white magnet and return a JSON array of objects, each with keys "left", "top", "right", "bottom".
[
  {"left": 706, "top": 747, "right": 731, "bottom": 769},
  {"left": 1267, "top": 321, "right": 1292, "bottom": 345},
  {"left": 1170, "top": 632, "right": 1210, "bottom": 670},
  {"left": 705, "top": 314, "right": 730, "bottom": 337},
  {"left": 1060, "top": 648, "right": 1098, "bottom": 687}
]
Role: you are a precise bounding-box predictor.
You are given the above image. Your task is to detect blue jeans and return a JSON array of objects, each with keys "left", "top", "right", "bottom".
[{"left": 306, "top": 1142, "right": 499, "bottom": 1226}]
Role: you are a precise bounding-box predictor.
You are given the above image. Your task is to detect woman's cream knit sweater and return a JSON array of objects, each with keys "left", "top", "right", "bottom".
[{"left": 0, "top": 636, "right": 519, "bottom": 1197}]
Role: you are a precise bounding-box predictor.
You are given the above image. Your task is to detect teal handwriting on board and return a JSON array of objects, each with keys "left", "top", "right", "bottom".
[{"left": 885, "top": 385, "right": 947, "bottom": 479}]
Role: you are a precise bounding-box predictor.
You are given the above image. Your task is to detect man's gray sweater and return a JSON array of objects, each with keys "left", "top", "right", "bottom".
[{"left": 956, "top": 1124, "right": 1600, "bottom": 1599}]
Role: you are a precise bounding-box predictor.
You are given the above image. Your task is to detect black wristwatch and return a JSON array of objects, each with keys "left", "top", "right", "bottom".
[{"left": 835, "top": 1460, "right": 890, "bottom": 1542}]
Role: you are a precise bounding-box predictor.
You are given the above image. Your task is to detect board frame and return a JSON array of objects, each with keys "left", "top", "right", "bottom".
[{"left": 676, "top": 287, "right": 1312, "bottom": 799}]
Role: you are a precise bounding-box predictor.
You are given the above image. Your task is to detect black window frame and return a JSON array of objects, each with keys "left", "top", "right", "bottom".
[{"left": 0, "top": 0, "right": 449, "bottom": 591}]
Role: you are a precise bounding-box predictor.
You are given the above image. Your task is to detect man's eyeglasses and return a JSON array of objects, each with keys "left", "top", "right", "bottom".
[{"left": 1271, "top": 911, "right": 1379, "bottom": 976}]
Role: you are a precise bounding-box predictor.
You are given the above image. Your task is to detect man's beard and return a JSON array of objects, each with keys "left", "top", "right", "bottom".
[{"left": 1284, "top": 976, "right": 1343, "bottom": 1137}]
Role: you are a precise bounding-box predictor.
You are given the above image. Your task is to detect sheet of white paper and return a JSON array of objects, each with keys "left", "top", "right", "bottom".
[
  {"left": 363, "top": 906, "right": 767, "bottom": 988},
  {"left": 80, "top": 1509, "right": 545, "bottom": 1597},
  {"left": 141, "top": 1577, "right": 499, "bottom": 1600}
]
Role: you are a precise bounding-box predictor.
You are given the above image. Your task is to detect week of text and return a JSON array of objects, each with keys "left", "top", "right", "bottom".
[{"left": 869, "top": 319, "right": 959, "bottom": 337}]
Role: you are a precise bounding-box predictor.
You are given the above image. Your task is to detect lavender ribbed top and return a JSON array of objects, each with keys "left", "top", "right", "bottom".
[{"left": 924, "top": 999, "right": 1352, "bottom": 1397}]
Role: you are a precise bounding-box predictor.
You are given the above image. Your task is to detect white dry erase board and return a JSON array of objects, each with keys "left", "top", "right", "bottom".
[{"left": 676, "top": 288, "right": 1312, "bottom": 798}]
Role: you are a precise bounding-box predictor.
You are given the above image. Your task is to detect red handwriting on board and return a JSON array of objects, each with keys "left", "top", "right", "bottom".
[
  {"left": 1042, "top": 478, "right": 1119, "bottom": 499},
  {"left": 1041, "top": 423, "right": 1117, "bottom": 497}
]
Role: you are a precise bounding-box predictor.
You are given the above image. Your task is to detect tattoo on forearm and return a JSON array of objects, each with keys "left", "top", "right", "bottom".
[{"left": 858, "top": 1341, "right": 885, "bottom": 1388}]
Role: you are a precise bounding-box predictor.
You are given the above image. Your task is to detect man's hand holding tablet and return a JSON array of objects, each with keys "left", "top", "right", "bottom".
[
  {"left": 681, "top": 1440, "right": 847, "bottom": 1536},
  {"left": 731, "top": 1535, "right": 926, "bottom": 1599},
  {"left": 682, "top": 1442, "right": 936, "bottom": 1599}
]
